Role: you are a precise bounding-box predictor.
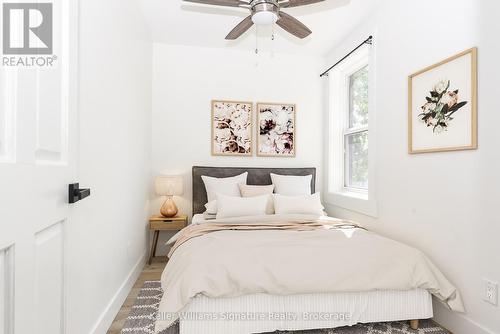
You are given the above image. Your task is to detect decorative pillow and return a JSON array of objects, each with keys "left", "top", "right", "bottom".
[
  {"left": 270, "top": 173, "right": 312, "bottom": 196},
  {"left": 273, "top": 193, "right": 324, "bottom": 216},
  {"left": 239, "top": 184, "right": 275, "bottom": 214},
  {"left": 238, "top": 184, "right": 274, "bottom": 196},
  {"left": 201, "top": 172, "right": 248, "bottom": 203},
  {"left": 216, "top": 194, "right": 269, "bottom": 219}
]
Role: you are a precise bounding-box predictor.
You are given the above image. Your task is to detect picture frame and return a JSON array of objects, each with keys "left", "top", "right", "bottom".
[
  {"left": 211, "top": 100, "right": 253, "bottom": 156},
  {"left": 408, "top": 48, "right": 477, "bottom": 154},
  {"left": 257, "top": 102, "right": 296, "bottom": 157}
]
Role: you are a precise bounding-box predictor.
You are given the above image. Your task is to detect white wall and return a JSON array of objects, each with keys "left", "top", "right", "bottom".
[
  {"left": 151, "top": 43, "right": 324, "bottom": 254},
  {"left": 323, "top": 1, "right": 499, "bottom": 333},
  {"left": 66, "top": 0, "right": 152, "bottom": 333}
]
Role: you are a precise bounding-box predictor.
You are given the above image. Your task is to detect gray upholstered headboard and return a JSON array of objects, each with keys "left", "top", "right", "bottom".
[{"left": 192, "top": 166, "right": 316, "bottom": 215}]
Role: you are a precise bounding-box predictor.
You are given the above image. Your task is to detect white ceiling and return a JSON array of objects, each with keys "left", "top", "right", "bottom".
[{"left": 138, "top": 0, "right": 379, "bottom": 55}]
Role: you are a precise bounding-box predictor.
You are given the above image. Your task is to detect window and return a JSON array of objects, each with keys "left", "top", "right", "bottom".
[
  {"left": 344, "top": 66, "right": 369, "bottom": 190},
  {"left": 326, "top": 44, "right": 376, "bottom": 216}
]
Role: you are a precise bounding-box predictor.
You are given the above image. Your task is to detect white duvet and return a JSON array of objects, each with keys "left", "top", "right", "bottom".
[{"left": 155, "top": 214, "right": 464, "bottom": 332}]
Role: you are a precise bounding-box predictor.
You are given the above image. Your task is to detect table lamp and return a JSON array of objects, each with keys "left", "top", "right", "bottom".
[{"left": 155, "top": 175, "right": 184, "bottom": 218}]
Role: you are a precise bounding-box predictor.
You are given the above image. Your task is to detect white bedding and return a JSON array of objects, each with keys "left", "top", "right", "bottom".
[
  {"left": 156, "top": 214, "right": 463, "bottom": 333},
  {"left": 192, "top": 213, "right": 328, "bottom": 225}
]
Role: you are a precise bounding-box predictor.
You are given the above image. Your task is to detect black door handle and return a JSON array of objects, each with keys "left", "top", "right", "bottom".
[{"left": 69, "top": 183, "right": 91, "bottom": 204}]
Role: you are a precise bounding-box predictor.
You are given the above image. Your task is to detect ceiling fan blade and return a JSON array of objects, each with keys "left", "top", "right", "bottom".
[
  {"left": 276, "top": 11, "right": 312, "bottom": 39},
  {"left": 183, "top": 0, "right": 246, "bottom": 7},
  {"left": 225, "top": 15, "right": 254, "bottom": 40},
  {"left": 281, "top": 0, "right": 325, "bottom": 7}
]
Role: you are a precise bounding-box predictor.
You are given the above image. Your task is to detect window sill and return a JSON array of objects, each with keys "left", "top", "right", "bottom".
[{"left": 324, "top": 191, "right": 378, "bottom": 218}]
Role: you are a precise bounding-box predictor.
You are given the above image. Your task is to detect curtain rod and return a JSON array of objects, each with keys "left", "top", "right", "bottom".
[{"left": 319, "top": 35, "right": 373, "bottom": 78}]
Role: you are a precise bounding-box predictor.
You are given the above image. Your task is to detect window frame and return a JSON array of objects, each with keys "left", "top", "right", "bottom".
[
  {"left": 343, "top": 65, "right": 369, "bottom": 191},
  {"left": 325, "top": 43, "right": 377, "bottom": 217}
]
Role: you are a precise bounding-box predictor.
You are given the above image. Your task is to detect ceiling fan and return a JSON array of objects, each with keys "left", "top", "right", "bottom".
[{"left": 183, "top": 0, "right": 325, "bottom": 40}]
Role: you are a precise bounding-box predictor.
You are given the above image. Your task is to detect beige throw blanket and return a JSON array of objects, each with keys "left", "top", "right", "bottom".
[
  {"left": 155, "top": 214, "right": 464, "bottom": 332},
  {"left": 168, "top": 219, "right": 361, "bottom": 257}
]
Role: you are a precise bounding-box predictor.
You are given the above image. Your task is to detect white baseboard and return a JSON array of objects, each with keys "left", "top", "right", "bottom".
[
  {"left": 90, "top": 251, "right": 147, "bottom": 334},
  {"left": 433, "top": 300, "right": 495, "bottom": 334}
]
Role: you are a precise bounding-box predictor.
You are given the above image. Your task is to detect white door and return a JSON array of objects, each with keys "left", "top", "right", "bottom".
[{"left": 0, "top": 1, "right": 79, "bottom": 333}]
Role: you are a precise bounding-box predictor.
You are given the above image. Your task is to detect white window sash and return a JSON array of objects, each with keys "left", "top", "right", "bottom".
[
  {"left": 343, "top": 126, "right": 368, "bottom": 136},
  {"left": 343, "top": 129, "right": 369, "bottom": 191}
]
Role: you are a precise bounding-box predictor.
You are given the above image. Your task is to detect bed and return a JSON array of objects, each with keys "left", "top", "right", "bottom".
[{"left": 155, "top": 166, "right": 463, "bottom": 334}]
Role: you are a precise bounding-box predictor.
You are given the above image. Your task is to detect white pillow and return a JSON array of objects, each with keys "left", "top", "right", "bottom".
[
  {"left": 203, "top": 212, "right": 217, "bottom": 220},
  {"left": 239, "top": 184, "right": 275, "bottom": 214},
  {"left": 204, "top": 200, "right": 218, "bottom": 215},
  {"left": 216, "top": 194, "right": 269, "bottom": 219},
  {"left": 207, "top": 195, "right": 274, "bottom": 215},
  {"left": 273, "top": 193, "right": 324, "bottom": 216},
  {"left": 202, "top": 172, "right": 248, "bottom": 203},
  {"left": 270, "top": 173, "right": 312, "bottom": 196}
]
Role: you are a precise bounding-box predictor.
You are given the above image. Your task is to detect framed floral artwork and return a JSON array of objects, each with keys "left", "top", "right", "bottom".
[
  {"left": 408, "top": 48, "right": 477, "bottom": 154},
  {"left": 211, "top": 100, "right": 253, "bottom": 156},
  {"left": 257, "top": 103, "right": 296, "bottom": 157}
]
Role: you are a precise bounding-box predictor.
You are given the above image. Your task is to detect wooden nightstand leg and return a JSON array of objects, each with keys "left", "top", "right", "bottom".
[
  {"left": 409, "top": 319, "right": 419, "bottom": 330},
  {"left": 149, "top": 230, "right": 160, "bottom": 265}
]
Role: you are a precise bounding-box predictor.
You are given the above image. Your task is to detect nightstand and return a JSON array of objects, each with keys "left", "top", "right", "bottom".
[{"left": 148, "top": 215, "right": 188, "bottom": 265}]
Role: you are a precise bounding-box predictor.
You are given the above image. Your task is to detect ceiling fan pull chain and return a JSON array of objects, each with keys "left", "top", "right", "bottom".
[
  {"left": 270, "top": 22, "right": 275, "bottom": 56},
  {"left": 255, "top": 25, "right": 259, "bottom": 54}
]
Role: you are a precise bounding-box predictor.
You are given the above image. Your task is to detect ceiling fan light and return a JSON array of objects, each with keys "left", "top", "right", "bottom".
[{"left": 252, "top": 11, "right": 278, "bottom": 25}]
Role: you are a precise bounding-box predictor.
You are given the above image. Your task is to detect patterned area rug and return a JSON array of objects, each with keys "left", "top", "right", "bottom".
[{"left": 121, "top": 281, "right": 449, "bottom": 334}]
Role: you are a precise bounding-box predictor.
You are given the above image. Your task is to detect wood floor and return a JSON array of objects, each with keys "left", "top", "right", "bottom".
[{"left": 106, "top": 257, "right": 168, "bottom": 334}]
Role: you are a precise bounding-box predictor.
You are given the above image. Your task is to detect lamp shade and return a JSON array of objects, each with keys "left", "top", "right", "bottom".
[{"left": 155, "top": 175, "right": 184, "bottom": 196}]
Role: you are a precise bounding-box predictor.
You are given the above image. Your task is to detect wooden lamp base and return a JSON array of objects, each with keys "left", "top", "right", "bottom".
[{"left": 160, "top": 196, "right": 178, "bottom": 218}]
